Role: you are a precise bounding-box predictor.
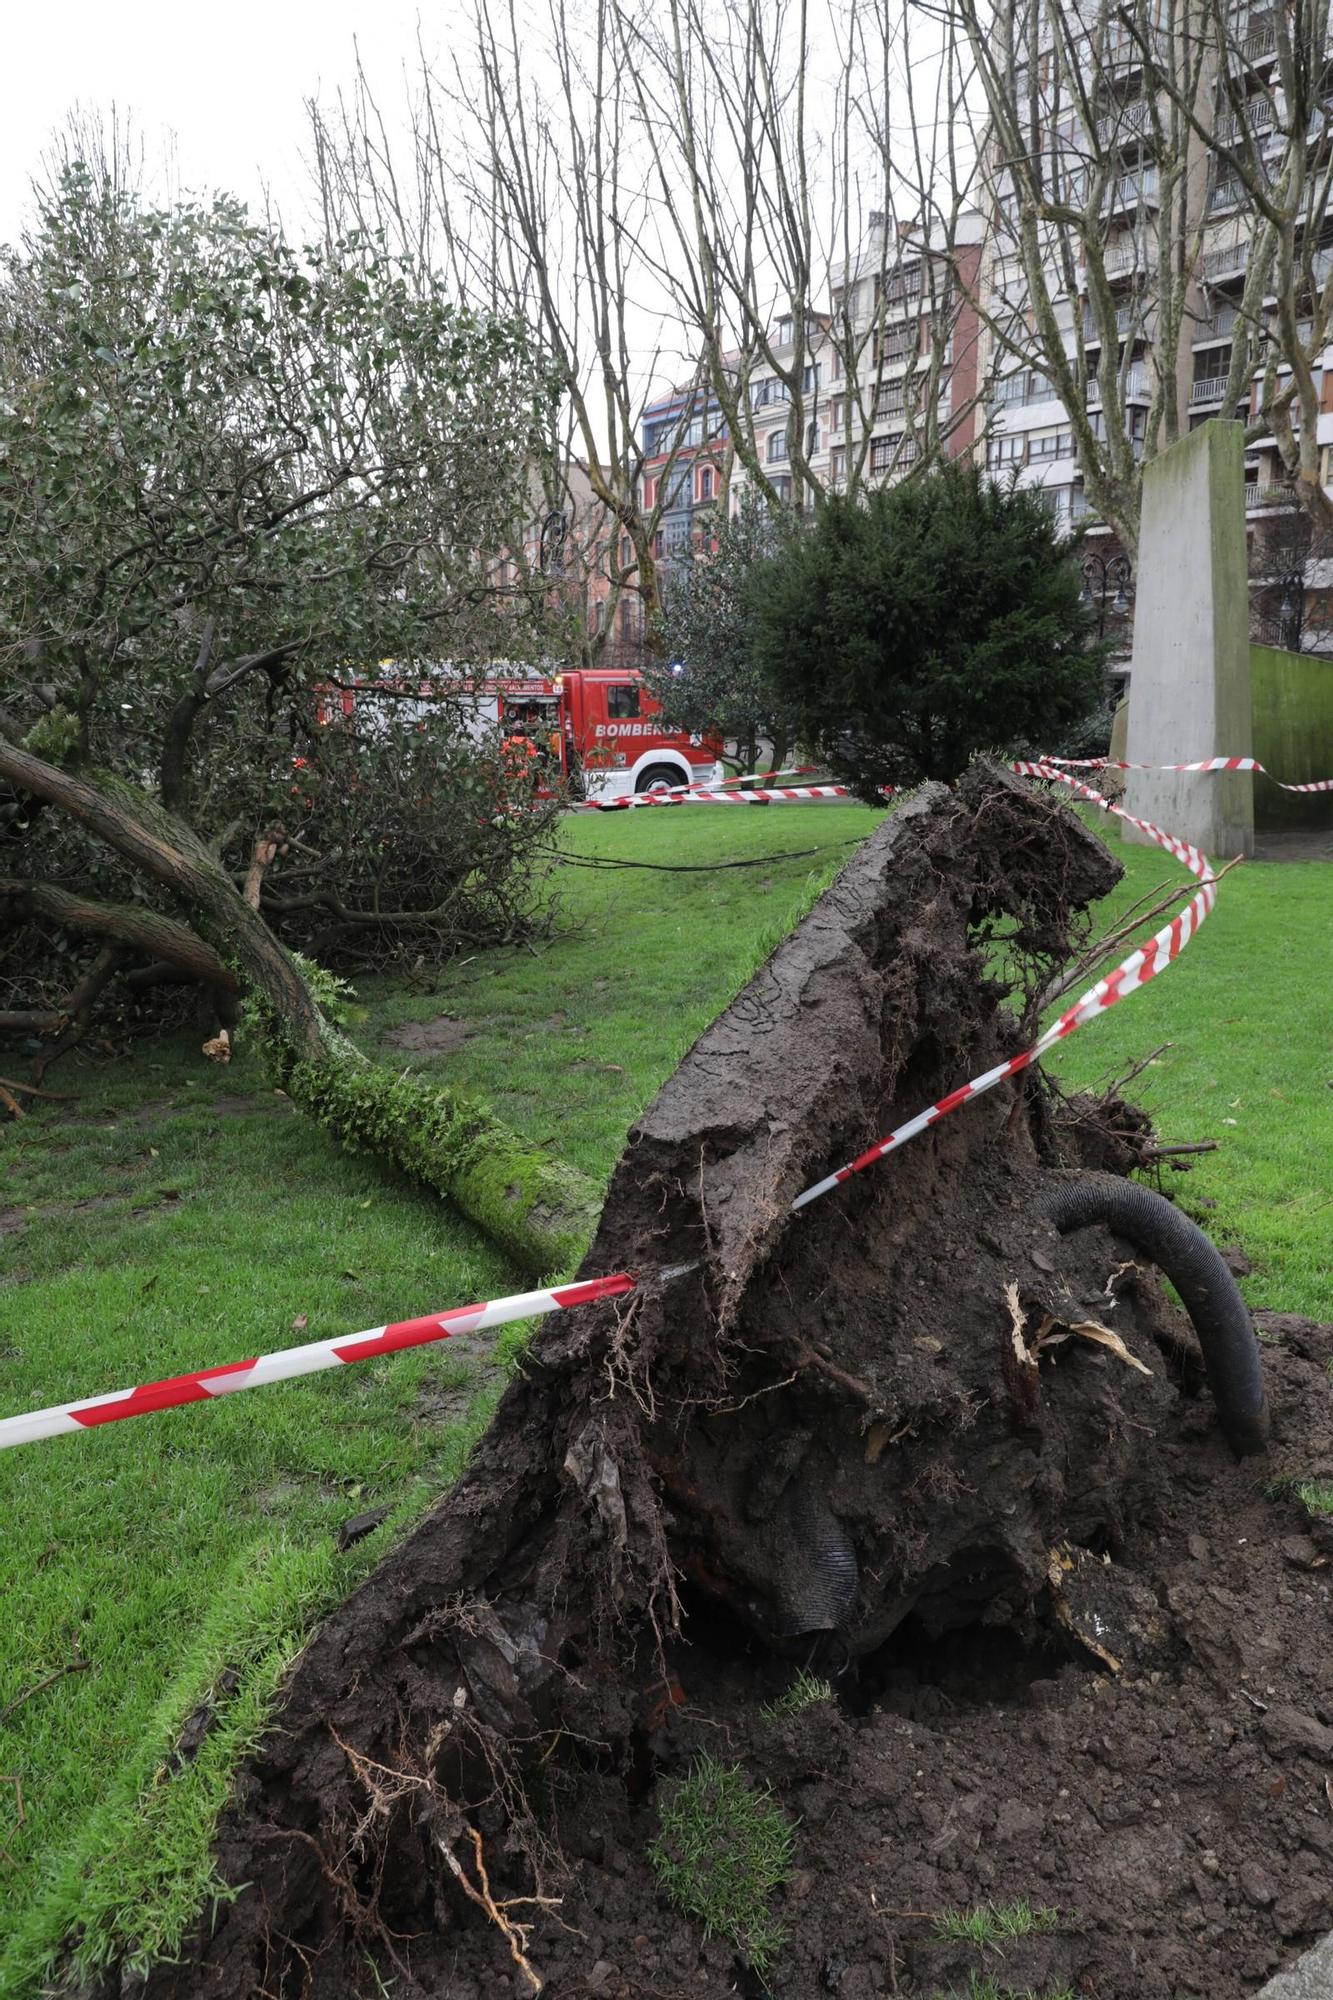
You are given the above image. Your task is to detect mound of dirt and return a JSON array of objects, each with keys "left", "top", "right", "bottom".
[{"left": 98, "top": 766, "right": 1326, "bottom": 2000}]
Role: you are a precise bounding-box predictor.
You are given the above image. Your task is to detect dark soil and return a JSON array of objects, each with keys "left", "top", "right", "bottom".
[
  {"left": 382, "top": 1017, "right": 473, "bottom": 1055},
  {"left": 94, "top": 768, "right": 1332, "bottom": 2000}
]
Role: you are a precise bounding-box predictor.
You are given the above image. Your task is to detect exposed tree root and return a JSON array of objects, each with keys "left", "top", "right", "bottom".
[{"left": 84, "top": 765, "right": 1263, "bottom": 1999}]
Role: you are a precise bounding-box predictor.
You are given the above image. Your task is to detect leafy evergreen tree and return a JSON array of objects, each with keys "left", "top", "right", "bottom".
[{"left": 749, "top": 462, "right": 1104, "bottom": 796}]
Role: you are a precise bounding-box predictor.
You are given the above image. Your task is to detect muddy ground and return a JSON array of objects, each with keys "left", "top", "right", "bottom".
[{"left": 99, "top": 769, "right": 1333, "bottom": 2000}]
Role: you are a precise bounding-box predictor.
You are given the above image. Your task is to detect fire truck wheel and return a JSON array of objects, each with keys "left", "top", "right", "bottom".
[{"left": 636, "top": 763, "right": 685, "bottom": 795}]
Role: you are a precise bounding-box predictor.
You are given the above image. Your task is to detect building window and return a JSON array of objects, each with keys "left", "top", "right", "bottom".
[
  {"left": 802, "top": 361, "right": 820, "bottom": 393},
  {"left": 830, "top": 446, "right": 846, "bottom": 484},
  {"left": 620, "top": 535, "right": 632, "bottom": 568},
  {"left": 698, "top": 467, "right": 713, "bottom": 502},
  {"left": 607, "top": 682, "right": 642, "bottom": 719},
  {"left": 653, "top": 530, "right": 665, "bottom": 558},
  {"left": 771, "top": 474, "right": 793, "bottom": 503},
  {"left": 869, "top": 435, "right": 900, "bottom": 473},
  {"left": 831, "top": 395, "right": 845, "bottom": 432},
  {"left": 589, "top": 598, "right": 603, "bottom": 635},
  {"left": 1037, "top": 485, "right": 1073, "bottom": 522},
  {"left": 751, "top": 376, "right": 790, "bottom": 410},
  {"left": 767, "top": 429, "right": 789, "bottom": 463},
  {"left": 1027, "top": 428, "right": 1073, "bottom": 462},
  {"left": 987, "top": 434, "right": 1025, "bottom": 468},
  {"left": 777, "top": 313, "right": 794, "bottom": 345}
]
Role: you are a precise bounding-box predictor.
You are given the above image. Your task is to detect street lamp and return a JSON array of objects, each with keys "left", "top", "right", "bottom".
[{"left": 1081, "top": 551, "right": 1133, "bottom": 638}]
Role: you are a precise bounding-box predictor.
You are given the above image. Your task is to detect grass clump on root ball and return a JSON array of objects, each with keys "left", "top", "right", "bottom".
[
  {"left": 648, "top": 1753, "right": 796, "bottom": 1968},
  {"left": 931, "top": 1979, "right": 1076, "bottom": 2000},
  {"left": 760, "top": 1668, "right": 834, "bottom": 1722},
  {"left": 932, "top": 1900, "right": 1062, "bottom": 1945}
]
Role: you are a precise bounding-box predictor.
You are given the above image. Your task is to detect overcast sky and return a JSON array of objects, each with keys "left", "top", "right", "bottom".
[{"left": 1, "top": 0, "right": 432, "bottom": 244}]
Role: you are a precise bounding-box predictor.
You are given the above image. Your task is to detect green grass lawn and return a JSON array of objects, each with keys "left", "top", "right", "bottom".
[
  {"left": 0, "top": 796, "right": 1326, "bottom": 1990},
  {"left": 1045, "top": 815, "right": 1333, "bottom": 1318}
]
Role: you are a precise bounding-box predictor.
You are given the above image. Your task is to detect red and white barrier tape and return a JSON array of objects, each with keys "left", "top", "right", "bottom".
[
  {"left": 1038, "top": 754, "right": 1333, "bottom": 795},
  {"left": 689, "top": 766, "right": 823, "bottom": 792},
  {"left": 0, "top": 1274, "right": 637, "bottom": 1452},
  {"left": 599, "top": 783, "right": 854, "bottom": 810},
  {"left": 3, "top": 753, "right": 1319, "bottom": 1451}
]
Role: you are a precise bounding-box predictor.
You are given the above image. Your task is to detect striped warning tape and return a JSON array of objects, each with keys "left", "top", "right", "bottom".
[
  {"left": 596, "top": 783, "right": 854, "bottom": 810},
  {"left": 0, "top": 754, "right": 1307, "bottom": 1450},
  {"left": 1037, "top": 754, "right": 1333, "bottom": 794},
  {"left": 0, "top": 1274, "right": 639, "bottom": 1452}
]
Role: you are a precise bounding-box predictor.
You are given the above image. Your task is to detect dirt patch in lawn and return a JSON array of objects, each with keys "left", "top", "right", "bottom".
[
  {"left": 0, "top": 1193, "right": 126, "bottom": 1237},
  {"left": 95, "top": 769, "right": 1331, "bottom": 2000},
  {"left": 382, "top": 1017, "right": 473, "bottom": 1055}
]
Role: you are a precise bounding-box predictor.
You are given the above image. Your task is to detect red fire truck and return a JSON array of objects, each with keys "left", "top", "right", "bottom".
[
  {"left": 498, "top": 669, "right": 724, "bottom": 802},
  {"left": 318, "top": 665, "right": 722, "bottom": 803}
]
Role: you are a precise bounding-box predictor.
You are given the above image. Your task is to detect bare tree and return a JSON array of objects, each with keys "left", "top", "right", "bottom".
[
  {"left": 949, "top": 0, "right": 1333, "bottom": 548},
  {"left": 308, "top": 9, "right": 721, "bottom": 663},
  {"left": 616, "top": 0, "right": 989, "bottom": 508}
]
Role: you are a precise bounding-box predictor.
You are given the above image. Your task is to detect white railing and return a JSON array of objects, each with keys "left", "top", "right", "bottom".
[
  {"left": 1096, "top": 102, "right": 1154, "bottom": 148},
  {"left": 1242, "top": 24, "right": 1276, "bottom": 59},
  {"left": 1106, "top": 241, "right": 1151, "bottom": 277},
  {"left": 1202, "top": 240, "right": 1248, "bottom": 280},
  {"left": 1194, "top": 301, "right": 1239, "bottom": 342},
  {"left": 1191, "top": 376, "right": 1231, "bottom": 403},
  {"left": 1084, "top": 302, "right": 1147, "bottom": 341},
  {"left": 1086, "top": 365, "right": 1151, "bottom": 404},
  {"left": 1108, "top": 168, "right": 1160, "bottom": 208}
]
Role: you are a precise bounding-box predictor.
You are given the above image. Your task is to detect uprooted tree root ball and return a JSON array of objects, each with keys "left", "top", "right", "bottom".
[{"left": 99, "top": 766, "right": 1333, "bottom": 2000}]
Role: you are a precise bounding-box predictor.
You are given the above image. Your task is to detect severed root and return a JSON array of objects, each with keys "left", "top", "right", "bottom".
[{"left": 437, "top": 1824, "right": 557, "bottom": 1995}]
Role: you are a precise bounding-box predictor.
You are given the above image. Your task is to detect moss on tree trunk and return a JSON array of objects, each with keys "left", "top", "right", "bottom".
[{"left": 0, "top": 739, "right": 600, "bottom": 1276}]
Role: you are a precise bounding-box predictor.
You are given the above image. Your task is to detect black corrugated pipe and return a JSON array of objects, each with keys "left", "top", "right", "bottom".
[{"left": 1039, "top": 1174, "right": 1270, "bottom": 1458}]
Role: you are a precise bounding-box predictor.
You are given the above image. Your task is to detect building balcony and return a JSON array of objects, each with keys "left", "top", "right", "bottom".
[
  {"left": 1202, "top": 240, "right": 1248, "bottom": 282},
  {"left": 1095, "top": 101, "right": 1155, "bottom": 150},
  {"left": 1106, "top": 167, "right": 1160, "bottom": 212},
  {"left": 1105, "top": 240, "right": 1152, "bottom": 279},
  {"left": 1242, "top": 22, "right": 1277, "bottom": 61},
  {"left": 1193, "top": 301, "right": 1240, "bottom": 343},
  {"left": 1215, "top": 97, "right": 1277, "bottom": 144},
  {"left": 1086, "top": 365, "right": 1152, "bottom": 404},
  {"left": 1190, "top": 374, "right": 1232, "bottom": 404},
  {"left": 1207, "top": 179, "right": 1243, "bottom": 216},
  {"left": 1083, "top": 302, "right": 1150, "bottom": 344}
]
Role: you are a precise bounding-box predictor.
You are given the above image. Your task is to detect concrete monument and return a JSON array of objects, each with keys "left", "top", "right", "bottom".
[{"left": 1124, "top": 420, "right": 1254, "bottom": 859}]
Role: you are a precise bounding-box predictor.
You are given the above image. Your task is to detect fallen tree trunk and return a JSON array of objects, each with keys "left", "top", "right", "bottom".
[
  {"left": 105, "top": 764, "right": 1273, "bottom": 2000},
  {"left": 0, "top": 740, "right": 599, "bottom": 1274}
]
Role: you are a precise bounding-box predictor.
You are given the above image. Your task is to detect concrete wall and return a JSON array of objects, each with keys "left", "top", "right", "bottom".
[
  {"left": 1124, "top": 421, "right": 1254, "bottom": 857},
  {"left": 1249, "top": 645, "right": 1333, "bottom": 830},
  {"left": 1112, "top": 655, "right": 1333, "bottom": 832}
]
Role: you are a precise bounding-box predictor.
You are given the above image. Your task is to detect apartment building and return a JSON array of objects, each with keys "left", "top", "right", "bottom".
[
  {"left": 979, "top": 2, "right": 1333, "bottom": 538},
  {"left": 638, "top": 382, "right": 728, "bottom": 552},
  {"left": 726, "top": 212, "right": 987, "bottom": 514}
]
